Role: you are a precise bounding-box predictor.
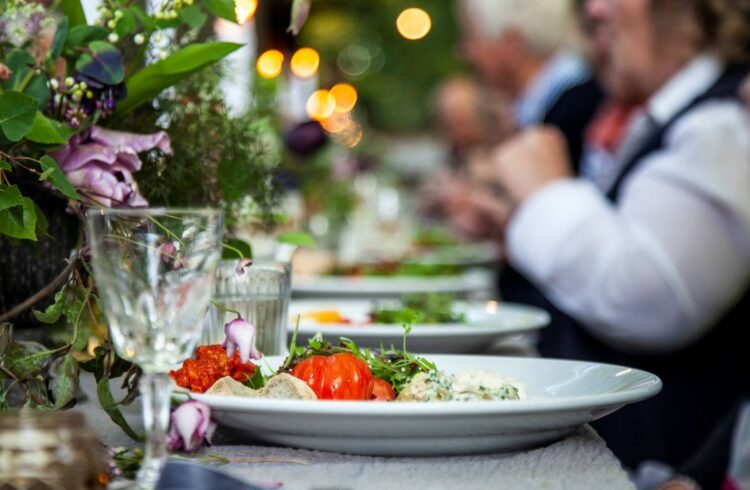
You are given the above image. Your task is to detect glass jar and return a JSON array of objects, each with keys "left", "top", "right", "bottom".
[{"left": 0, "top": 411, "right": 109, "bottom": 490}]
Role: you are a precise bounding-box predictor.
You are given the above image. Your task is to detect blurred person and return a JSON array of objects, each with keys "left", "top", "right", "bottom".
[{"left": 486, "top": 0, "right": 750, "bottom": 481}]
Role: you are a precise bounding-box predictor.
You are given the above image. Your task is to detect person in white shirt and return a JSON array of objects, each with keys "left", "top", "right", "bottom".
[{"left": 485, "top": 0, "right": 750, "bottom": 479}]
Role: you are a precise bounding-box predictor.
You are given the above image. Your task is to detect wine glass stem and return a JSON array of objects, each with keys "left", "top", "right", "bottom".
[{"left": 137, "top": 372, "right": 172, "bottom": 488}]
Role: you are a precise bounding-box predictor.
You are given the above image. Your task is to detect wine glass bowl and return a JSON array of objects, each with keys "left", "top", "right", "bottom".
[{"left": 87, "top": 208, "right": 223, "bottom": 488}]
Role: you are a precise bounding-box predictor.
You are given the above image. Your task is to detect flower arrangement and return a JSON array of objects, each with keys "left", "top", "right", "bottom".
[{"left": 0, "top": 0, "right": 307, "bottom": 436}]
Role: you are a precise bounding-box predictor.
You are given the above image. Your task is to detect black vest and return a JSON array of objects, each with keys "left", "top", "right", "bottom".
[{"left": 499, "top": 65, "right": 750, "bottom": 472}]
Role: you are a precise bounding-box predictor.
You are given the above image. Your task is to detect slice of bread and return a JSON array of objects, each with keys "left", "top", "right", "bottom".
[{"left": 206, "top": 373, "right": 317, "bottom": 400}]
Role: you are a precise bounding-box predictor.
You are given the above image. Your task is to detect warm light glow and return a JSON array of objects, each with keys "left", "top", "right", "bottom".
[
  {"left": 234, "top": 0, "right": 258, "bottom": 24},
  {"left": 291, "top": 47, "right": 320, "bottom": 79},
  {"left": 396, "top": 8, "right": 432, "bottom": 40},
  {"left": 320, "top": 112, "right": 353, "bottom": 133},
  {"left": 306, "top": 89, "right": 336, "bottom": 120},
  {"left": 256, "top": 49, "right": 284, "bottom": 79},
  {"left": 485, "top": 300, "right": 498, "bottom": 314},
  {"left": 335, "top": 122, "right": 363, "bottom": 148},
  {"left": 330, "top": 83, "right": 358, "bottom": 113}
]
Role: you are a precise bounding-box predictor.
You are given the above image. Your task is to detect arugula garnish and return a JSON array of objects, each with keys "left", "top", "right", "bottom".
[
  {"left": 370, "top": 293, "right": 465, "bottom": 324},
  {"left": 280, "top": 318, "right": 435, "bottom": 395}
]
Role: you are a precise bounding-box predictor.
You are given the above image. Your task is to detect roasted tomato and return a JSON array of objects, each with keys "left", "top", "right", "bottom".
[
  {"left": 290, "top": 353, "right": 374, "bottom": 400},
  {"left": 371, "top": 378, "right": 396, "bottom": 401},
  {"left": 170, "top": 344, "right": 257, "bottom": 393}
]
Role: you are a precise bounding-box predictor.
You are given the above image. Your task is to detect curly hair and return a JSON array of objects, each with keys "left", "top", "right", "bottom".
[{"left": 656, "top": 0, "right": 750, "bottom": 62}]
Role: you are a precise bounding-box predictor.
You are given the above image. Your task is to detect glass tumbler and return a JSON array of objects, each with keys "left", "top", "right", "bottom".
[{"left": 204, "top": 259, "right": 291, "bottom": 356}]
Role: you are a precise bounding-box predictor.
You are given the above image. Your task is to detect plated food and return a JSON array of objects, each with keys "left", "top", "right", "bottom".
[
  {"left": 290, "top": 298, "right": 550, "bottom": 353},
  {"left": 172, "top": 331, "right": 525, "bottom": 404}
]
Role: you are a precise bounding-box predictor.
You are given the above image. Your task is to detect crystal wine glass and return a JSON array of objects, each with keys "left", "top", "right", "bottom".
[{"left": 87, "top": 208, "right": 223, "bottom": 488}]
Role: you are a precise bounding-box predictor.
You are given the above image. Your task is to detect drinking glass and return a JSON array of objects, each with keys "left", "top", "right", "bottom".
[
  {"left": 87, "top": 208, "right": 223, "bottom": 488},
  {"left": 203, "top": 259, "right": 291, "bottom": 355}
]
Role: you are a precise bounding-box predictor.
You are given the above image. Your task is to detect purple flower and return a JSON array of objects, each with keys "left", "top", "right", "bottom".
[
  {"left": 51, "top": 126, "right": 171, "bottom": 207},
  {"left": 223, "top": 317, "right": 262, "bottom": 363},
  {"left": 166, "top": 400, "right": 216, "bottom": 453},
  {"left": 235, "top": 258, "right": 253, "bottom": 276}
]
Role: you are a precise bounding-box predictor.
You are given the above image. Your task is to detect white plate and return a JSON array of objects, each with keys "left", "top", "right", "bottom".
[
  {"left": 288, "top": 299, "right": 550, "bottom": 353},
  {"left": 179, "top": 355, "right": 661, "bottom": 456},
  {"left": 292, "top": 269, "right": 494, "bottom": 298}
]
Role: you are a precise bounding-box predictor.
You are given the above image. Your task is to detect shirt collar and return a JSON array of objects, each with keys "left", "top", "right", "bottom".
[{"left": 647, "top": 53, "right": 723, "bottom": 124}]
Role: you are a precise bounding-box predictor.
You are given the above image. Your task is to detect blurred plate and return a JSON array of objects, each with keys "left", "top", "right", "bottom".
[
  {"left": 288, "top": 299, "right": 550, "bottom": 353},
  {"left": 177, "top": 355, "right": 661, "bottom": 456},
  {"left": 292, "top": 269, "right": 494, "bottom": 298}
]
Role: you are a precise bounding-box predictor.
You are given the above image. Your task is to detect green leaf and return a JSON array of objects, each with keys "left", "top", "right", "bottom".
[
  {"left": 0, "top": 198, "right": 37, "bottom": 240},
  {"left": 221, "top": 238, "right": 252, "bottom": 259},
  {"left": 24, "top": 74, "right": 51, "bottom": 109},
  {"left": 243, "top": 367, "right": 267, "bottom": 390},
  {"left": 49, "top": 354, "right": 80, "bottom": 408},
  {"left": 0, "top": 161, "right": 11, "bottom": 171},
  {"left": 1, "top": 50, "right": 35, "bottom": 91},
  {"left": 39, "top": 156, "right": 81, "bottom": 200},
  {"left": 0, "top": 185, "right": 23, "bottom": 211},
  {"left": 50, "top": 17, "right": 69, "bottom": 59},
  {"left": 114, "top": 8, "right": 137, "bottom": 37},
  {"left": 0, "top": 92, "right": 37, "bottom": 141},
  {"left": 61, "top": 0, "right": 87, "bottom": 27},
  {"left": 3, "top": 341, "right": 54, "bottom": 380},
  {"left": 65, "top": 25, "right": 108, "bottom": 51},
  {"left": 33, "top": 287, "right": 68, "bottom": 324},
  {"left": 33, "top": 202, "right": 51, "bottom": 239},
  {"left": 96, "top": 376, "right": 145, "bottom": 442},
  {"left": 204, "top": 0, "right": 237, "bottom": 22},
  {"left": 277, "top": 231, "right": 317, "bottom": 248},
  {"left": 114, "top": 42, "right": 242, "bottom": 116},
  {"left": 75, "top": 41, "right": 125, "bottom": 86},
  {"left": 26, "top": 112, "right": 74, "bottom": 145},
  {"left": 179, "top": 4, "right": 208, "bottom": 29}
]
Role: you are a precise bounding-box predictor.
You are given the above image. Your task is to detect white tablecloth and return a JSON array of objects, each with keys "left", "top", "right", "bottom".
[{"left": 75, "top": 374, "right": 635, "bottom": 490}]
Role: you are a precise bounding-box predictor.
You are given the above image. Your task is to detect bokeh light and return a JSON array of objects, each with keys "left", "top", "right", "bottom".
[
  {"left": 234, "top": 0, "right": 258, "bottom": 24},
  {"left": 256, "top": 49, "right": 284, "bottom": 79},
  {"left": 291, "top": 47, "right": 321, "bottom": 79},
  {"left": 330, "top": 83, "right": 358, "bottom": 113},
  {"left": 396, "top": 8, "right": 431, "bottom": 40},
  {"left": 320, "top": 112, "right": 353, "bottom": 133},
  {"left": 306, "top": 90, "right": 336, "bottom": 120}
]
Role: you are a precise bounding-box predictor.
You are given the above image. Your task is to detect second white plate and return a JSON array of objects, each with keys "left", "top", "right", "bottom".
[{"left": 288, "top": 299, "right": 550, "bottom": 353}]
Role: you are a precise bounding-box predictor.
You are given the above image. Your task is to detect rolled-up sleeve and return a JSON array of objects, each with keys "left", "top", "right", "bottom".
[{"left": 506, "top": 102, "right": 750, "bottom": 353}]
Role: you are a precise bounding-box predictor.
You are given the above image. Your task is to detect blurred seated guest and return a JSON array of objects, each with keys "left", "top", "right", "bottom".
[
  {"left": 460, "top": 0, "right": 603, "bottom": 164},
  {"left": 488, "top": 0, "right": 750, "bottom": 477}
]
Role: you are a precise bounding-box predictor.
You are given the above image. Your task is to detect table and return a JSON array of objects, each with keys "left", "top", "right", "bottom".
[{"left": 75, "top": 374, "right": 635, "bottom": 490}]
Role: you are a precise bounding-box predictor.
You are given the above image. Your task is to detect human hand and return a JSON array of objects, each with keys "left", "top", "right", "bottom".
[
  {"left": 492, "top": 127, "right": 573, "bottom": 203},
  {"left": 440, "top": 180, "right": 513, "bottom": 242}
]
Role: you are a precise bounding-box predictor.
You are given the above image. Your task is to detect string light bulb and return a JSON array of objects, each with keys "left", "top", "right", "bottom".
[
  {"left": 256, "top": 49, "right": 284, "bottom": 79},
  {"left": 330, "top": 83, "right": 358, "bottom": 113},
  {"left": 291, "top": 47, "right": 320, "bottom": 79},
  {"left": 396, "top": 8, "right": 432, "bottom": 40},
  {"left": 234, "top": 0, "right": 258, "bottom": 24},
  {"left": 306, "top": 89, "right": 336, "bottom": 120}
]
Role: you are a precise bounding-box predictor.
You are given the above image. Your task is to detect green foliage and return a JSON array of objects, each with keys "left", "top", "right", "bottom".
[
  {"left": 277, "top": 231, "right": 317, "bottom": 248},
  {"left": 48, "top": 354, "right": 79, "bottom": 408},
  {"left": 0, "top": 184, "right": 37, "bottom": 240},
  {"left": 38, "top": 156, "right": 81, "bottom": 200},
  {"left": 120, "top": 66, "right": 281, "bottom": 223},
  {"left": 3, "top": 341, "right": 54, "bottom": 380},
  {"left": 0, "top": 92, "right": 37, "bottom": 142},
  {"left": 221, "top": 238, "right": 253, "bottom": 259},
  {"left": 50, "top": 17, "right": 69, "bottom": 59},
  {"left": 243, "top": 367, "right": 267, "bottom": 390},
  {"left": 299, "top": 0, "right": 463, "bottom": 131},
  {"left": 114, "top": 41, "right": 243, "bottom": 116},
  {"left": 25, "top": 113, "right": 75, "bottom": 146},
  {"left": 75, "top": 41, "right": 125, "bottom": 86},
  {"left": 60, "top": 0, "right": 87, "bottom": 27},
  {"left": 203, "top": 0, "right": 237, "bottom": 22}
]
